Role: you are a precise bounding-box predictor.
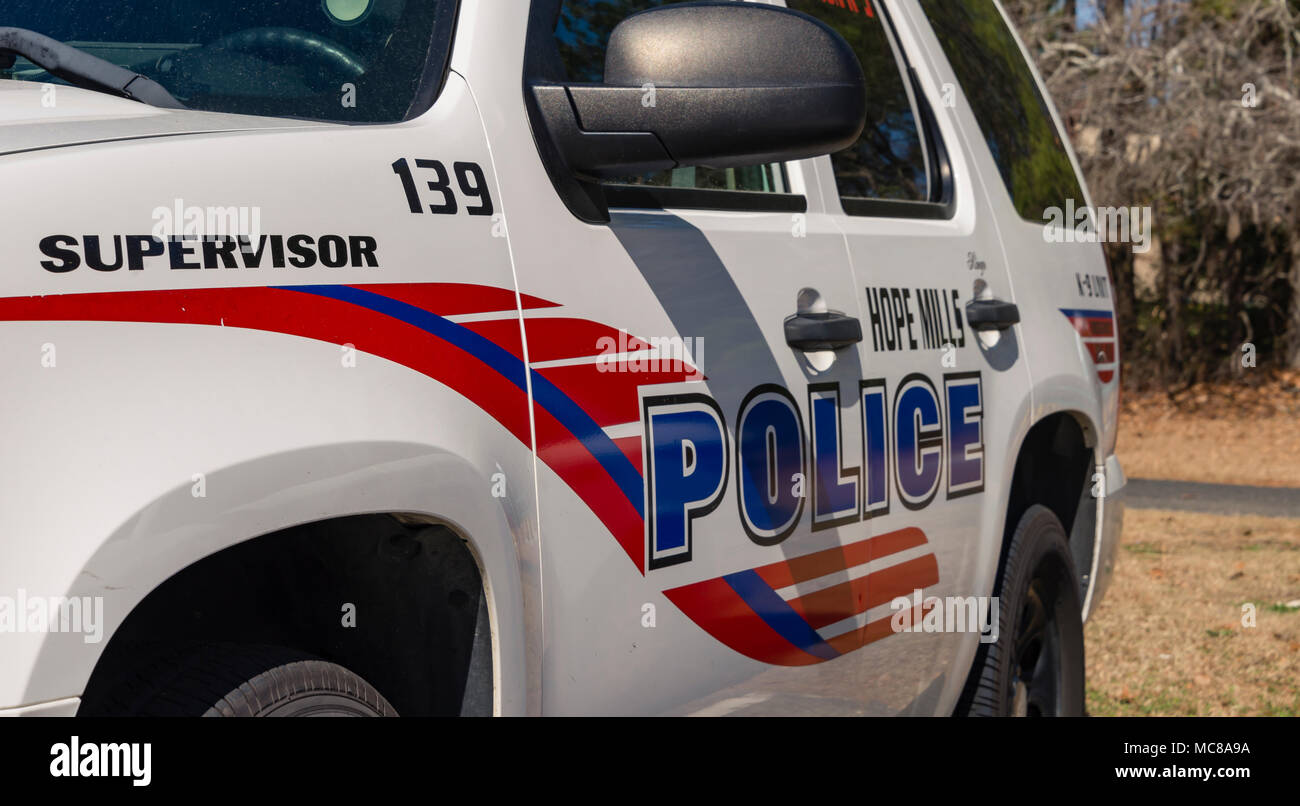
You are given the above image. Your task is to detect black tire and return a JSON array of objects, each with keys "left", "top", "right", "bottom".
[
  {"left": 81, "top": 643, "right": 397, "bottom": 717},
  {"left": 956, "top": 505, "right": 1085, "bottom": 716}
]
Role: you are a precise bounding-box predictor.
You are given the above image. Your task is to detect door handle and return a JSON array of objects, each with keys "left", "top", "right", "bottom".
[
  {"left": 783, "top": 311, "right": 862, "bottom": 351},
  {"left": 965, "top": 298, "right": 1020, "bottom": 332}
]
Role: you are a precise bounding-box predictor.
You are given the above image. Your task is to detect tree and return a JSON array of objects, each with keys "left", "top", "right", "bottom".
[{"left": 1008, "top": 0, "right": 1300, "bottom": 382}]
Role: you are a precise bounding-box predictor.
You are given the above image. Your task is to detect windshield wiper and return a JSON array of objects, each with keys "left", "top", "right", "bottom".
[{"left": 0, "top": 27, "right": 185, "bottom": 110}]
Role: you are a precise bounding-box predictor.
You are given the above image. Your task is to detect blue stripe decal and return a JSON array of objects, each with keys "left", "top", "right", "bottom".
[
  {"left": 723, "top": 570, "right": 841, "bottom": 661},
  {"left": 279, "top": 284, "right": 644, "bottom": 517},
  {"left": 1059, "top": 308, "right": 1114, "bottom": 319}
]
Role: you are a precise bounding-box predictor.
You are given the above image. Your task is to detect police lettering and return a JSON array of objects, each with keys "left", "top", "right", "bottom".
[
  {"left": 864, "top": 286, "right": 966, "bottom": 352},
  {"left": 643, "top": 373, "right": 985, "bottom": 563},
  {"left": 39, "top": 235, "right": 380, "bottom": 273}
]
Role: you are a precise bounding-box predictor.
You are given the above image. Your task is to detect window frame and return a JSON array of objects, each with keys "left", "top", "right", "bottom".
[
  {"left": 913, "top": 0, "right": 1084, "bottom": 224},
  {"left": 603, "top": 163, "right": 807, "bottom": 213},
  {"left": 792, "top": 0, "right": 955, "bottom": 221},
  {"left": 403, "top": 0, "right": 464, "bottom": 123}
]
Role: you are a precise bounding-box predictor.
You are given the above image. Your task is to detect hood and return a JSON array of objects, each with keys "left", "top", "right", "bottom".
[{"left": 0, "top": 80, "right": 332, "bottom": 155}]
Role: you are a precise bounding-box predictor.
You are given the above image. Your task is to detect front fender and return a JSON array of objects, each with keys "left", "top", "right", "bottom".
[{"left": 0, "top": 321, "right": 538, "bottom": 713}]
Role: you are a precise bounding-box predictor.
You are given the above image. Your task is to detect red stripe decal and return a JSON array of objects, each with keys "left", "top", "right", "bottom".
[
  {"left": 1086, "top": 340, "right": 1115, "bottom": 364},
  {"left": 825, "top": 606, "right": 916, "bottom": 655},
  {"left": 356, "top": 283, "right": 557, "bottom": 315},
  {"left": 752, "top": 526, "right": 927, "bottom": 590},
  {"left": 536, "top": 410, "right": 646, "bottom": 573},
  {"left": 664, "top": 578, "right": 825, "bottom": 666},
  {"left": 610, "top": 435, "right": 644, "bottom": 476},
  {"left": 785, "top": 555, "right": 939, "bottom": 630},
  {"left": 537, "top": 361, "right": 699, "bottom": 428}
]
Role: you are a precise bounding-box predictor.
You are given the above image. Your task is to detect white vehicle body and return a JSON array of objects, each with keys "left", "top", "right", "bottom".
[{"left": 0, "top": 0, "right": 1124, "bottom": 716}]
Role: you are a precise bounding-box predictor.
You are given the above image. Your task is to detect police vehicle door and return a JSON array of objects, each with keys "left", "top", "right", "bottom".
[
  {"left": 469, "top": 0, "right": 878, "bottom": 715},
  {"left": 783, "top": 0, "right": 1036, "bottom": 715}
]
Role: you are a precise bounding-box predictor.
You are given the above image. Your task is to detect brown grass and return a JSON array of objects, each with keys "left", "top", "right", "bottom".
[
  {"left": 1118, "top": 369, "right": 1300, "bottom": 487},
  {"left": 1086, "top": 508, "right": 1300, "bottom": 716}
]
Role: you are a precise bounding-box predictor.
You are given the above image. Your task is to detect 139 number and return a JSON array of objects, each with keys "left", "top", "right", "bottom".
[{"left": 391, "top": 158, "right": 494, "bottom": 217}]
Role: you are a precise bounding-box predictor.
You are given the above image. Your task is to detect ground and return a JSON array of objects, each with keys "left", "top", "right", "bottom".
[
  {"left": 1086, "top": 509, "right": 1300, "bottom": 716},
  {"left": 1089, "top": 370, "right": 1300, "bottom": 716},
  {"left": 1116, "top": 369, "right": 1300, "bottom": 487}
]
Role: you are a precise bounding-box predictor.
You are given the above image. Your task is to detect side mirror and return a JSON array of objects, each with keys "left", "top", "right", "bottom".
[{"left": 528, "top": 2, "right": 866, "bottom": 180}]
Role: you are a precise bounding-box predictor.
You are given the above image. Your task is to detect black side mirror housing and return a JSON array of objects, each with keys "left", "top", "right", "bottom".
[{"left": 528, "top": 1, "right": 866, "bottom": 185}]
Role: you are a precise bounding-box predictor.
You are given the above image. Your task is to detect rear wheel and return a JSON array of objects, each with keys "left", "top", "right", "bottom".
[
  {"left": 957, "top": 505, "right": 1085, "bottom": 716},
  {"left": 81, "top": 643, "right": 397, "bottom": 717}
]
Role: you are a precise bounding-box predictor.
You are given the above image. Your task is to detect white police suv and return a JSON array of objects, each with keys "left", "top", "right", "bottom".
[{"left": 0, "top": 0, "right": 1124, "bottom": 716}]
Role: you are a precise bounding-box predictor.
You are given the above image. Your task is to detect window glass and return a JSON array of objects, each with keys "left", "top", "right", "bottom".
[
  {"left": 554, "top": 0, "right": 788, "bottom": 194},
  {"left": 918, "top": 0, "right": 1084, "bottom": 220},
  {"left": 0, "top": 0, "right": 454, "bottom": 123},
  {"left": 784, "top": 0, "right": 929, "bottom": 203}
]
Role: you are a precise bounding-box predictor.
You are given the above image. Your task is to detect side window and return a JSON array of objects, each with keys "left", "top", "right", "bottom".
[
  {"left": 553, "top": 0, "right": 790, "bottom": 196},
  {"left": 918, "top": 0, "right": 1084, "bottom": 221},
  {"left": 784, "top": 0, "right": 931, "bottom": 209}
]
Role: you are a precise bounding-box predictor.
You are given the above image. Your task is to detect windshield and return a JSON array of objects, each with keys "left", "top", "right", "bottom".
[{"left": 0, "top": 0, "right": 457, "bottom": 122}]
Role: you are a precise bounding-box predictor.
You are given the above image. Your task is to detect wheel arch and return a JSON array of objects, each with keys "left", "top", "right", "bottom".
[
  {"left": 19, "top": 441, "right": 530, "bottom": 716},
  {"left": 1001, "top": 409, "right": 1098, "bottom": 607}
]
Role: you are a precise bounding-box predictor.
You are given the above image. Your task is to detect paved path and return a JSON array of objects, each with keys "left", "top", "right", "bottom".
[{"left": 1126, "top": 479, "right": 1300, "bottom": 518}]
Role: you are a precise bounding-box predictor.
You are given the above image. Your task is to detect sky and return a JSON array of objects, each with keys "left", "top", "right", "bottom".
[{"left": 1076, "top": 0, "right": 1100, "bottom": 28}]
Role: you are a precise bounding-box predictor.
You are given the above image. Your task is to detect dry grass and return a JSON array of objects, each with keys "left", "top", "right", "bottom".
[
  {"left": 1086, "top": 508, "right": 1300, "bottom": 716},
  {"left": 1117, "top": 369, "right": 1300, "bottom": 487}
]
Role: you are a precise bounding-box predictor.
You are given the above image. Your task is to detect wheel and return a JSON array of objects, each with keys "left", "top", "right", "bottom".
[
  {"left": 81, "top": 643, "right": 397, "bottom": 717},
  {"left": 956, "top": 505, "right": 1085, "bottom": 716}
]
